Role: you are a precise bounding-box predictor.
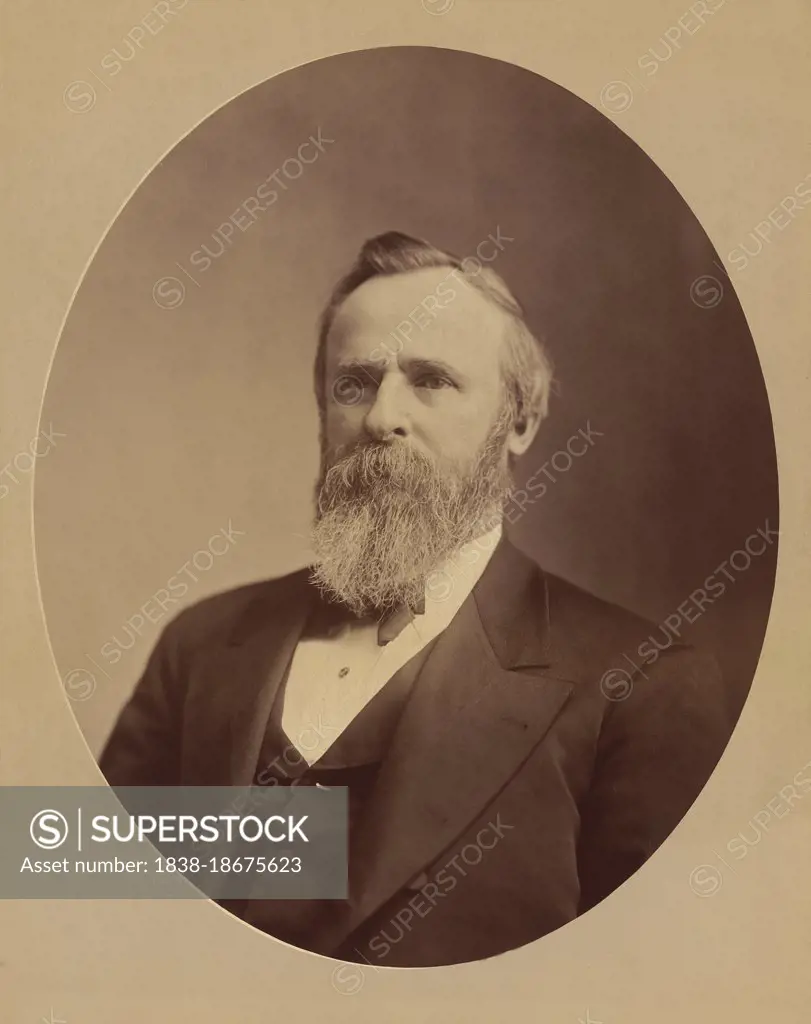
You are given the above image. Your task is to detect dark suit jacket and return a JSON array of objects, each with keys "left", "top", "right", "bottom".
[{"left": 100, "top": 537, "right": 732, "bottom": 966}]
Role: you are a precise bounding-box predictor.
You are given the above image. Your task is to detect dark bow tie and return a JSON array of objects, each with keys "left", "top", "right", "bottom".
[{"left": 376, "top": 595, "right": 425, "bottom": 646}]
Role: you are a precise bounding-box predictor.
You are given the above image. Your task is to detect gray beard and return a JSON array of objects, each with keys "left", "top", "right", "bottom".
[{"left": 310, "top": 414, "right": 513, "bottom": 616}]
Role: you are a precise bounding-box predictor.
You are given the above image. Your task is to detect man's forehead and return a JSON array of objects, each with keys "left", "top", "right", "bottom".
[{"left": 326, "top": 267, "right": 508, "bottom": 361}]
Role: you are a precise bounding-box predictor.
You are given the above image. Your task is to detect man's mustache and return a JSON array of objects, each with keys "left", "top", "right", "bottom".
[{"left": 322, "top": 439, "right": 437, "bottom": 485}]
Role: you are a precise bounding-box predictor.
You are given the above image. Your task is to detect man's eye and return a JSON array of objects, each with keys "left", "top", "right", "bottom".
[
  {"left": 416, "top": 374, "right": 453, "bottom": 390},
  {"left": 332, "top": 374, "right": 368, "bottom": 407}
]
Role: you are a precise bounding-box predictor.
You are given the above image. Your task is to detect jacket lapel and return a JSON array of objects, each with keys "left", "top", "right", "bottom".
[
  {"left": 314, "top": 538, "right": 579, "bottom": 957},
  {"left": 183, "top": 571, "right": 313, "bottom": 786},
  {"left": 228, "top": 573, "right": 316, "bottom": 786}
]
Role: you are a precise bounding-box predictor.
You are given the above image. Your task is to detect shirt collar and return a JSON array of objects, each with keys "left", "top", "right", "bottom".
[{"left": 418, "top": 520, "right": 503, "bottom": 625}]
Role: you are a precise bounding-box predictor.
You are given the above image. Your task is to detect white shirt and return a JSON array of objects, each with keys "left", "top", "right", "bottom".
[{"left": 281, "top": 523, "right": 503, "bottom": 764}]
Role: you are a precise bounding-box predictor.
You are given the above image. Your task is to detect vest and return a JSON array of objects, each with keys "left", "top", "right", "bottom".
[{"left": 223, "top": 631, "right": 440, "bottom": 948}]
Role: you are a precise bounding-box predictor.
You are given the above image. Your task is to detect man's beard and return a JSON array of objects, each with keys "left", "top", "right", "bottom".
[{"left": 310, "top": 410, "right": 514, "bottom": 616}]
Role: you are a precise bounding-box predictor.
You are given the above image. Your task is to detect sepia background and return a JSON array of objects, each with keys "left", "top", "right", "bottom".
[{"left": 2, "top": 1, "right": 810, "bottom": 1021}]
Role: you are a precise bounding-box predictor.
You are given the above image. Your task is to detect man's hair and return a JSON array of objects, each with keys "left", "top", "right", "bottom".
[{"left": 313, "top": 231, "right": 554, "bottom": 432}]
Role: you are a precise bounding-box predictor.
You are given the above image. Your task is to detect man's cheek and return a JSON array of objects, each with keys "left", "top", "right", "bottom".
[
  {"left": 420, "top": 433, "right": 463, "bottom": 473},
  {"left": 429, "top": 413, "right": 494, "bottom": 464},
  {"left": 325, "top": 409, "right": 365, "bottom": 449}
]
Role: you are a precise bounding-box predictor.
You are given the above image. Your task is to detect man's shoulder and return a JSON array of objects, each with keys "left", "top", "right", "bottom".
[
  {"left": 525, "top": 554, "right": 697, "bottom": 671},
  {"left": 543, "top": 568, "right": 658, "bottom": 643},
  {"left": 479, "top": 539, "right": 699, "bottom": 683},
  {"left": 534, "top": 560, "right": 727, "bottom": 705},
  {"left": 500, "top": 542, "right": 659, "bottom": 644},
  {"left": 163, "top": 567, "right": 311, "bottom": 647}
]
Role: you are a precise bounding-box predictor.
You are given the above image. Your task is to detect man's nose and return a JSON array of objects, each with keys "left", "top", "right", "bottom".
[{"left": 364, "top": 375, "right": 409, "bottom": 440}]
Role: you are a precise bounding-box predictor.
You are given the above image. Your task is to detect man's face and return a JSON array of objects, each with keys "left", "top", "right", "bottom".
[
  {"left": 311, "top": 266, "right": 531, "bottom": 615},
  {"left": 322, "top": 267, "right": 515, "bottom": 468}
]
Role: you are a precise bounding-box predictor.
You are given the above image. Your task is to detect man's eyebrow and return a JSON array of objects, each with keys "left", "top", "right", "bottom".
[
  {"left": 401, "top": 356, "right": 463, "bottom": 379},
  {"left": 335, "top": 358, "right": 382, "bottom": 381},
  {"left": 334, "top": 355, "right": 465, "bottom": 381}
]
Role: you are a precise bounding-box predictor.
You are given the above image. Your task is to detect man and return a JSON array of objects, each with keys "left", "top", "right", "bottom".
[{"left": 100, "top": 231, "right": 732, "bottom": 967}]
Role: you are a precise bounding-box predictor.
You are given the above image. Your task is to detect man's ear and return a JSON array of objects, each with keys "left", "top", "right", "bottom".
[{"left": 506, "top": 408, "right": 542, "bottom": 458}]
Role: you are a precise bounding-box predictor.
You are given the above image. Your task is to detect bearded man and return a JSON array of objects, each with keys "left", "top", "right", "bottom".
[{"left": 100, "top": 231, "right": 732, "bottom": 967}]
